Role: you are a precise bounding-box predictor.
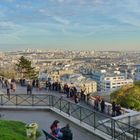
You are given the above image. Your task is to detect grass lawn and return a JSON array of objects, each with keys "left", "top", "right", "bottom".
[{"left": 0, "top": 120, "right": 41, "bottom": 140}]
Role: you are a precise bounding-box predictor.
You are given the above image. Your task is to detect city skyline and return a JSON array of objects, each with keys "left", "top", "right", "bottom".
[{"left": 0, "top": 0, "right": 140, "bottom": 51}]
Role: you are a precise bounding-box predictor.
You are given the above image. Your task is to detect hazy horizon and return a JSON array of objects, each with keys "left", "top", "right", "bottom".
[{"left": 0, "top": 0, "right": 140, "bottom": 51}]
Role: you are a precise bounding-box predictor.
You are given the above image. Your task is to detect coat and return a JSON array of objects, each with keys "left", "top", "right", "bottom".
[{"left": 61, "top": 126, "right": 73, "bottom": 140}]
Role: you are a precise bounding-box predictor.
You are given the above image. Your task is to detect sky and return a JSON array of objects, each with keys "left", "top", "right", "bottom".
[{"left": 0, "top": 0, "right": 140, "bottom": 51}]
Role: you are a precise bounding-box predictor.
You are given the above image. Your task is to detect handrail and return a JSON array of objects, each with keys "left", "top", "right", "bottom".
[
  {"left": 89, "top": 96, "right": 129, "bottom": 115},
  {"left": 0, "top": 94, "right": 139, "bottom": 140}
]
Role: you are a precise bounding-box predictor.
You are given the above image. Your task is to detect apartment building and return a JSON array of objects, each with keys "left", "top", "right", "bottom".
[
  {"left": 92, "top": 69, "right": 133, "bottom": 92},
  {"left": 134, "top": 65, "right": 140, "bottom": 81},
  {"left": 100, "top": 75, "right": 133, "bottom": 92}
]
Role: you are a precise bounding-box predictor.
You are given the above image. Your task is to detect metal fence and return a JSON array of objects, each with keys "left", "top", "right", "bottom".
[{"left": 0, "top": 94, "right": 139, "bottom": 140}]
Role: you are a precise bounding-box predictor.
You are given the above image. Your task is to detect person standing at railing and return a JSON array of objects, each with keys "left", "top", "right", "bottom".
[
  {"left": 32, "top": 79, "right": 36, "bottom": 88},
  {"left": 1, "top": 77, "right": 5, "bottom": 88},
  {"left": 12, "top": 82, "right": 16, "bottom": 92},
  {"left": 27, "top": 83, "right": 32, "bottom": 95},
  {"left": 0, "top": 77, "right": 4, "bottom": 88},
  {"left": 74, "top": 94, "right": 79, "bottom": 104},
  {"left": 94, "top": 96, "right": 100, "bottom": 111},
  {"left": 116, "top": 104, "right": 122, "bottom": 116},
  {"left": 6, "top": 81, "right": 11, "bottom": 100},
  {"left": 19, "top": 78, "right": 23, "bottom": 86},
  {"left": 100, "top": 98, "right": 105, "bottom": 113},
  {"left": 112, "top": 101, "right": 116, "bottom": 117},
  {"left": 58, "top": 82, "right": 61, "bottom": 93},
  {"left": 64, "top": 84, "right": 70, "bottom": 98},
  {"left": 35, "top": 79, "right": 39, "bottom": 90}
]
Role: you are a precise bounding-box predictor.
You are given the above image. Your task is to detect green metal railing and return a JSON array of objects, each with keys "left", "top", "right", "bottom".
[{"left": 0, "top": 94, "right": 139, "bottom": 140}]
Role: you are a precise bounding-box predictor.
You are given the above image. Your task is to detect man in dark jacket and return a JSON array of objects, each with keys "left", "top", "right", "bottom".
[
  {"left": 61, "top": 124, "right": 73, "bottom": 140},
  {"left": 27, "top": 83, "right": 32, "bottom": 95},
  {"left": 101, "top": 99, "right": 105, "bottom": 113}
]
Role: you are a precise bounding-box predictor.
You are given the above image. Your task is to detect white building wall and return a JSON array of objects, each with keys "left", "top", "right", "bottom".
[
  {"left": 134, "top": 65, "right": 140, "bottom": 81},
  {"left": 100, "top": 75, "right": 133, "bottom": 92}
]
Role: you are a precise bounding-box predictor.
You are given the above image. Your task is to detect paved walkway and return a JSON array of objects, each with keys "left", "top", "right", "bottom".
[
  {"left": 0, "top": 109, "right": 103, "bottom": 140},
  {"left": 0, "top": 85, "right": 106, "bottom": 140},
  {"left": 0, "top": 85, "right": 96, "bottom": 111},
  {"left": 0, "top": 84, "right": 110, "bottom": 122}
]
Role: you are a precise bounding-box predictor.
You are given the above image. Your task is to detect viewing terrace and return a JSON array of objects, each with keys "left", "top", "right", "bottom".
[{"left": 0, "top": 85, "right": 140, "bottom": 140}]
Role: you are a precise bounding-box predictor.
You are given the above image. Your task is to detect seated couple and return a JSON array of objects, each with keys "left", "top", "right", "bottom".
[{"left": 50, "top": 120, "right": 73, "bottom": 140}]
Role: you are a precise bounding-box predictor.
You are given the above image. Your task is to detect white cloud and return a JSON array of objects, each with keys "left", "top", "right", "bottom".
[
  {"left": 0, "top": 21, "right": 25, "bottom": 41},
  {"left": 39, "top": 9, "right": 48, "bottom": 14},
  {"left": 16, "top": 4, "right": 33, "bottom": 9},
  {"left": 53, "top": 16, "right": 70, "bottom": 25}
]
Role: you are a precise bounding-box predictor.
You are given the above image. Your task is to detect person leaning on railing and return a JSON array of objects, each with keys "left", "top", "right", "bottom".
[
  {"left": 115, "top": 104, "right": 122, "bottom": 116},
  {"left": 112, "top": 101, "right": 116, "bottom": 117}
]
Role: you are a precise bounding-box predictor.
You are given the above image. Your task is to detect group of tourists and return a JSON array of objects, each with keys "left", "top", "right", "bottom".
[
  {"left": 23, "top": 79, "right": 86, "bottom": 104},
  {"left": 50, "top": 120, "right": 73, "bottom": 140},
  {"left": 93, "top": 96, "right": 122, "bottom": 116},
  {"left": 94, "top": 96, "right": 105, "bottom": 113},
  {"left": 0, "top": 77, "right": 16, "bottom": 99},
  {"left": 1, "top": 77, "right": 85, "bottom": 104},
  {"left": 0, "top": 77, "right": 122, "bottom": 117}
]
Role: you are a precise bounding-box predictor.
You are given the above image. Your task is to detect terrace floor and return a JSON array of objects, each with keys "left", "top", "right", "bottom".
[{"left": 0, "top": 109, "right": 103, "bottom": 140}]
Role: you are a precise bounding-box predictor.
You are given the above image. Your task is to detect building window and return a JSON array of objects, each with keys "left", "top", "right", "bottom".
[{"left": 106, "top": 83, "right": 110, "bottom": 85}]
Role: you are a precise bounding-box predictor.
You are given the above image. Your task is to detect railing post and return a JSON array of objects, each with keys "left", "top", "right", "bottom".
[
  {"left": 16, "top": 95, "right": 18, "bottom": 105},
  {"left": 111, "top": 119, "right": 115, "bottom": 140},
  {"left": 52, "top": 95, "right": 54, "bottom": 107},
  {"left": 133, "top": 129, "right": 136, "bottom": 140},
  {"left": 80, "top": 106, "right": 82, "bottom": 122},
  {"left": 60, "top": 97, "right": 62, "bottom": 112},
  {"left": 0, "top": 95, "right": 2, "bottom": 105},
  {"left": 128, "top": 116, "right": 131, "bottom": 133},
  {"left": 68, "top": 102, "right": 71, "bottom": 116},
  {"left": 107, "top": 105, "right": 110, "bottom": 115},
  {"left": 0, "top": 95, "right": 1, "bottom": 105},
  {"left": 49, "top": 95, "right": 51, "bottom": 106},
  {"left": 136, "top": 128, "right": 139, "bottom": 140},
  {"left": 49, "top": 95, "right": 53, "bottom": 107},
  {"left": 93, "top": 111, "right": 96, "bottom": 129},
  {"left": 0, "top": 95, "right": 3, "bottom": 105},
  {"left": 32, "top": 95, "right": 34, "bottom": 106}
]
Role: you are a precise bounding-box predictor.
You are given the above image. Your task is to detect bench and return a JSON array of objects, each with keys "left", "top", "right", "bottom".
[{"left": 42, "top": 129, "right": 60, "bottom": 140}]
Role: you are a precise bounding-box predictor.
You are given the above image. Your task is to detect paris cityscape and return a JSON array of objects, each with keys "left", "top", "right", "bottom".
[{"left": 0, "top": 0, "right": 140, "bottom": 140}]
